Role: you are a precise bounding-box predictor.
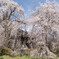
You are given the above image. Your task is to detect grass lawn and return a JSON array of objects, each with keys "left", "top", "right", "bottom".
[
  {"left": 0, "top": 55, "right": 33, "bottom": 59},
  {"left": 0, "top": 55, "right": 59, "bottom": 59}
]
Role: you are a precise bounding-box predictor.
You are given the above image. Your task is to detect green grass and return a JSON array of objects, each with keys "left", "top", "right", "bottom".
[
  {"left": 0, "top": 55, "right": 33, "bottom": 59},
  {"left": 0, "top": 55, "right": 59, "bottom": 59}
]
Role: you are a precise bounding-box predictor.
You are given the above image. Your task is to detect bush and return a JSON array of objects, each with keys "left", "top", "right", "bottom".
[{"left": 0, "top": 46, "right": 12, "bottom": 56}]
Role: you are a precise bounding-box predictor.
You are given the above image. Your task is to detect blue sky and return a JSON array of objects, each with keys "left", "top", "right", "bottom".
[{"left": 14, "top": 0, "right": 59, "bottom": 16}]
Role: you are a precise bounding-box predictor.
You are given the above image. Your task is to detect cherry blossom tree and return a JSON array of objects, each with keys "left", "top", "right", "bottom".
[
  {"left": 0, "top": 0, "right": 25, "bottom": 50},
  {"left": 27, "top": 0, "right": 59, "bottom": 45},
  {"left": 25, "top": 0, "right": 59, "bottom": 57}
]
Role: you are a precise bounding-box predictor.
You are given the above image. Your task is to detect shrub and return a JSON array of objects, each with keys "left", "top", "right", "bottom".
[{"left": 0, "top": 46, "right": 12, "bottom": 56}]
